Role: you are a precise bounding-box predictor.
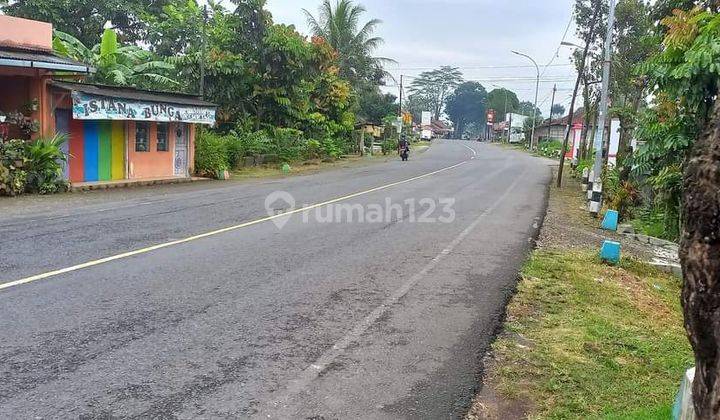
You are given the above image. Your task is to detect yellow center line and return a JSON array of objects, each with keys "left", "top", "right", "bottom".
[{"left": 0, "top": 159, "right": 471, "bottom": 292}]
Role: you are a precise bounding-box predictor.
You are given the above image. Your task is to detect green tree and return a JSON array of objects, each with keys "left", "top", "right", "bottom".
[
  {"left": 357, "top": 91, "right": 398, "bottom": 124},
  {"left": 53, "top": 28, "right": 179, "bottom": 89},
  {"left": 303, "top": 0, "right": 391, "bottom": 88},
  {"left": 517, "top": 101, "right": 542, "bottom": 119},
  {"left": 408, "top": 66, "right": 464, "bottom": 120},
  {"left": 444, "top": 81, "right": 487, "bottom": 137},
  {"left": 551, "top": 104, "right": 566, "bottom": 118},
  {"left": 2, "top": 0, "right": 172, "bottom": 46},
  {"left": 486, "top": 88, "right": 520, "bottom": 119}
]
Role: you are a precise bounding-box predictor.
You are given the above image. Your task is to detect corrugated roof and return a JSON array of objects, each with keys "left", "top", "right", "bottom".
[
  {"left": 50, "top": 81, "right": 216, "bottom": 107},
  {"left": 0, "top": 46, "right": 92, "bottom": 71},
  {"left": 539, "top": 108, "right": 585, "bottom": 128}
]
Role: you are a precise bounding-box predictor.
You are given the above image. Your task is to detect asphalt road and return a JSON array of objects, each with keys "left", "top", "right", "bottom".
[{"left": 0, "top": 141, "right": 552, "bottom": 419}]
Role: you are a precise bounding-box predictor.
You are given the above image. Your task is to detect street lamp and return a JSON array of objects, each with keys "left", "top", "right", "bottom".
[
  {"left": 560, "top": 41, "right": 583, "bottom": 49},
  {"left": 512, "top": 50, "right": 540, "bottom": 150}
]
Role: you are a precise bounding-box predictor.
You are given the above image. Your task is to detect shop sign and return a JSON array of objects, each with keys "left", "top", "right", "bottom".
[{"left": 71, "top": 92, "right": 216, "bottom": 125}]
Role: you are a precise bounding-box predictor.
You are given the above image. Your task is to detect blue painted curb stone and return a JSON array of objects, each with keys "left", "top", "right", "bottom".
[
  {"left": 601, "top": 210, "right": 619, "bottom": 231},
  {"left": 600, "top": 240, "right": 621, "bottom": 264}
]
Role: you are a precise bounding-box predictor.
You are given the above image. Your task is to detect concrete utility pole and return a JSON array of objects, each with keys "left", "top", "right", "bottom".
[
  {"left": 507, "top": 113, "right": 512, "bottom": 143},
  {"left": 399, "top": 75, "right": 404, "bottom": 118},
  {"left": 589, "top": 0, "right": 617, "bottom": 215},
  {"left": 557, "top": 7, "right": 600, "bottom": 188},
  {"left": 512, "top": 50, "right": 540, "bottom": 150},
  {"left": 548, "top": 84, "right": 556, "bottom": 140}
]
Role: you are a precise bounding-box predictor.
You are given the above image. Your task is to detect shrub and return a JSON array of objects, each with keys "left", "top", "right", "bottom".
[
  {"left": 320, "top": 137, "right": 342, "bottom": 159},
  {"left": 538, "top": 139, "right": 563, "bottom": 158},
  {"left": 24, "top": 134, "right": 69, "bottom": 194},
  {"left": 239, "top": 130, "right": 276, "bottom": 156},
  {"left": 574, "top": 158, "right": 593, "bottom": 178},
  {"left": 0, "top": 139, "right": 29, "bottom": 196},
  {"left": 303, "top": 139, "right": 322, "bottom": 160},
  {"left": 224, "top": 135, "right": 245, "bottom": 169},
  {"left": 382, "top": 138, "right": 398, "bottom": 155},
  {"left": 194, "top": 129, "right": 229, "bottom": 177}
]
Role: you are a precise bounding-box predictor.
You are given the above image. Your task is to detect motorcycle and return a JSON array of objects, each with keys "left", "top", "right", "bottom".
[{"left": 399, "top": 145, "right": 410, "bottom": 161}]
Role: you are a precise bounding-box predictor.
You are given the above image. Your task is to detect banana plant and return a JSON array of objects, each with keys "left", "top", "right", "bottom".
[{"left": 54, "top": 29, "right": 179, "bottom": 90}]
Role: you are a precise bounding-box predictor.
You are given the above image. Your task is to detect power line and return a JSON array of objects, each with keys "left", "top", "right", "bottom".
[
  {"left": 389, "top": 63, "right": 574, "bottom": 71},
  {"left": 541, "top": 12, "right": 575, "bottom": 78},
  {"left": 400, "top": 74, "right": 575, "bottom": 82}
]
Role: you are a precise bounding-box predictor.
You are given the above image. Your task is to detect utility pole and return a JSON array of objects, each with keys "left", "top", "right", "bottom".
[
  {"left": 199, "top": 5, "right": 208, "bottom": 99},
  {"left": 557, "top": 6, "right": 600, "bottom": 188},
  {"left": 507, "top": 113, "right": 512, "bottom": 143},
  {"left": 502, "top": 89, "right": 509, "bottom": 143},
  {"left": 589, "top": 0, "right": 617, "bottom": 216},
  {"left": 548, "top": 84, "right": 556, "bottom": 141},
  {"left": 398, "top": 75, "right": 403, "bottom": 118}
]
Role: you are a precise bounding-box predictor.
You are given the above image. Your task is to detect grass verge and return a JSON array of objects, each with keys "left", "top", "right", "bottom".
[
  {"left": 468, "top": 171, "right": 692, "bottom": 420},
  {"left": 492, "top": 251, "right": 691, "bottom": 419}
]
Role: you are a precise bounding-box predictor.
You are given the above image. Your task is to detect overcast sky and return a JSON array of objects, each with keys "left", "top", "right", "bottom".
[{"left": 263, "top": 0, "right": 582, "bottom": 117}]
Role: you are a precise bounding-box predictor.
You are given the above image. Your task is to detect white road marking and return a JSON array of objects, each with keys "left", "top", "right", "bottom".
[
  {"left": 1, "top": 158, "right": 476, "bottom": 292},
  {"left": 462, "top": 143, "right": 478, "bottom": 158},
  {"left": 265, "top": 164, "right": 527, "bottom": 416}
]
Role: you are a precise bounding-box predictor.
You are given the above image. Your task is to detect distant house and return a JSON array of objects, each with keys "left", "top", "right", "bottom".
[
  {"left": 534, "top": 108, "right": 585, "bottom": 143},
  {"left": 534, "top": 108, "right": 585, "bottom": 159},
  {"left": 430, "top": 120, "right": 452, "bottom": 138}
]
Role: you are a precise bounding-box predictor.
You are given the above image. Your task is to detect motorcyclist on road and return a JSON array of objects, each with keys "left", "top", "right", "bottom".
[{"left": 398, "top": 137, "right": 410, "bottom": 161}]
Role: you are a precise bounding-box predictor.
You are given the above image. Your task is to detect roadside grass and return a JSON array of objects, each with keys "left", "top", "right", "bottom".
[
  {"left": 229, "top": 142, "right": 432, "bottom": 181},
  {"left": 229, "top": 154, "right": 388, "bottom": 180},
  {"left": 491, "top": 249, "right": 692, "bottom": 419}
]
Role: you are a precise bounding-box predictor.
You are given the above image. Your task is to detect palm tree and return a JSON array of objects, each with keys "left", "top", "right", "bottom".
[
  {"left": 303, "top": 0, "right": 392, "bottom": 87},
  {"left": 53, "top": 29, "right": 179, "bottom": 90}
]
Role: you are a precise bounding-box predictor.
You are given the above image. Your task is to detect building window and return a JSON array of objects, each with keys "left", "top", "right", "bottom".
[
  {"left": 135, "top": 122, "right": 149, "bottom": 152},
  {"left": 157, "top": 123, "right": 168, "bottom": 152}
]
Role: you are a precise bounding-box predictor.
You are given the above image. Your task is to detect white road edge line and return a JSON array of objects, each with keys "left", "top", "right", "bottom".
[
  {"left": 265, "top": 164, "right": 527, "bottom": 416},
  {"left": 0, "top": 160, "right": 473, "bottom": 292},
  {"left": 462, "top": 143, "right": 478, "bottom": 159}
]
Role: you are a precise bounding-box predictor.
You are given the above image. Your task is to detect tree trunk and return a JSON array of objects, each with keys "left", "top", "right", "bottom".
[
  {"left": 618, "top": 92, "right": 643, "bottom": 183},
  {"left": 580, "top": 82, "right": 591, "bottom": 160},
  {"left": 681, "top": 93, "right": 720, "bottom": 419}
]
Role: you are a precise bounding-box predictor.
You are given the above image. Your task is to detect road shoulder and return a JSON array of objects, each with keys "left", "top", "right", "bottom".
[{"left": 466, "top": 171, "right": 693, "bottom": 419}]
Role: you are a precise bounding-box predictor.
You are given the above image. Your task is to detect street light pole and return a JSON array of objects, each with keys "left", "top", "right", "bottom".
[
  {"left": 512, "top": 50, "right": 540, "bottom": 150},
  {"left": 589, "top": 0, "right": 617, "bottom": 216}
]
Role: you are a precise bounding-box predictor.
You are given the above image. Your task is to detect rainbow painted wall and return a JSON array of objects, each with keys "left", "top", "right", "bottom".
[{"left": 68, "top": 120, "right": 125, "bottom": 183}]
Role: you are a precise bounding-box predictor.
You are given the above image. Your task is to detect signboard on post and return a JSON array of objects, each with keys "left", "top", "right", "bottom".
[
  {"left": 402, "top": 112, "right": 413, "bottom": 125},
  {"left": 421, "top": 111, "right": 432, "bottom": 127},
  {"left": 487, "top": 109, "right": 496, "bottom": 124},
  {"left": 71, "top": 92, "right": 217, "bottom": 125},
  {"left": 394, "top": 117, "right": 403, "bottom": 133}
]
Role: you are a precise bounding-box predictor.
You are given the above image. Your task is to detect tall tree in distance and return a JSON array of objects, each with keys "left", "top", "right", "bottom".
[
  {"left": 551, "top": 104, "right": 566, "bottom": 118},
  {"left": 408, "top": 66, "right": 464, "bottom": 120},
  {"left": 517, "top": 101, "right": 542, "bottom": 119},
  {"left": 445, "top": 81, "right": 487, "bottom": 138},
  {"left": 487, "top": 88, "right": 520, "bottom": 119}
]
